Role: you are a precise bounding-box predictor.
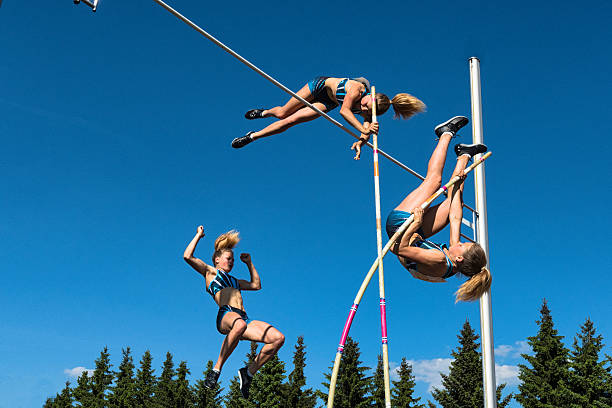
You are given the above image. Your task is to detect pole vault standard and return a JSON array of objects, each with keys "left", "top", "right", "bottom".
[
  {"left": 469, "top": 57, "right": 497, "bottom": 408},
  {"left": 370, "top": 87, "right": 392, "bottom": 408},
  {"left": 149, "top": 0, "right": 425, "bottom": 179},
  {"left": 326, "top": 152, "right": 492, "bottom": 408}
]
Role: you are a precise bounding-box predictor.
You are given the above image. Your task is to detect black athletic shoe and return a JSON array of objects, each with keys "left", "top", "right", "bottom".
[
  {"left": 238, "top": 367, "right": 252, "bottom": 399},
  {"left": 454, "top": 143, "right": 487, "bottom": 158},
  {"left": 434, "top": 116, "right": 469, "bottom": 139},
  {"left": 204, "top": 369, "right": 220, "bottom": 389},
  {"left": 231, "top": 132, "right": 255, "bottom": 149},
  {"left": 244, "top": 109, "right": 266, "bottom": 120}
]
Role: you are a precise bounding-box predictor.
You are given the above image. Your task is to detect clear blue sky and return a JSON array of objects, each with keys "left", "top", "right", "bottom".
[{"left": 1, "top": 0, "right": 611, "bottom": 407}]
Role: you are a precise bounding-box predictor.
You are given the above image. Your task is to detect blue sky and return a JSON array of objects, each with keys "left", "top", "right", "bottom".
[{"left": 1, "top": 0, "right": 611, "bottom": 406}]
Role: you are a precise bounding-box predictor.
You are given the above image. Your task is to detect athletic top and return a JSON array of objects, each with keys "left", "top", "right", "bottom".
[
  {"left": 406, "top": 239, "right": 456, "bottom": 279},
  {"left": 335, "top": 77, "right": 371, "bottom": 114},
  {"left": 206, "top": 269, "right": 240, "bottom": 297}
]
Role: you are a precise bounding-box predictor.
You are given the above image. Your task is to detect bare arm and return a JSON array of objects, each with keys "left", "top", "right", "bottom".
[
  {"left": 448, "top": 174, "right": 466, "bottom": 246},
  {"left": 237, "top": 253, "right": 261, "bottom": 291},
  {"left": 339, "top": 84, "right": 378, "bottom": 135},
  {"left": 183, "top": 225, "right": 214, "bottom": 277}
]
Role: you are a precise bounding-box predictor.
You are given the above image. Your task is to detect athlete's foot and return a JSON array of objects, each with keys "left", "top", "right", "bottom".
[
  {"left": 244, "top": 109, "right": 266, "bottom": 120},
  {"left": 238, "top": 367, "right": 253, "bottom": 399},
  {"left": 454, "top": 143, "right": 487, "bottom": 159},
  {"left": 204, "top": 369, "right": 220, "bottom": 389},
  {"left": 434, "top": 116, "right": 469, "bottom": 139},
  {"left": 231, "top": 132, "right": 255, "bottom": 149}
]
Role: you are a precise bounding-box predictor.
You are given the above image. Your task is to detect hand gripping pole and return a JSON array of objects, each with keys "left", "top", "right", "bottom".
[{"left": 326, "top": 151, "right": 492, "bottom": 408}]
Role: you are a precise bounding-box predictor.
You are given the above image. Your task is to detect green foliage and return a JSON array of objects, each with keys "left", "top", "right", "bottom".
[
  {"left": 517, "top": 300, "right": 578, "bottom": 407},
  {"left": 175, "top": 361, "right": 195, "bottom": 408},
  {"left": 154, "top": 351, "right": 177, "bottom": 407},
  {"left": 430, "top": 320, "right": 512, "bottom": 408},
  {"left": 194, "top": 361, "right": 223, "bottom": 408},
  {"left": 44, "top": 381, "right": 73, "bottom": 408},
  {"left": 371, "top": 354, "right": 386, "bottom": 408},
  {"left": 392, "top": 358, "right": 424, "bottom": 408},
  {"left": 73, "top": 369, "right": 93, "bottom": 407},
  {"left": 91, "top": 346, "right": 114, "bottom": 408},
  {"left": 109, "top": 347, "right": 137, "bottom": 408},
  {"left": 319, "top": 337, "right": 372, "bottom": 408},
  {"left": 567, "top": 318, "right": 612, "bottom": 407},
  {"left": 283, "top": 336, "right": 316, "bottom": 408},
  {"left": 134, "top": 350, "right": 156, "bottom": 407},
  {"left": 249, "top": 355, "right": 287, "bottom": 408},
  {"left": 224, "top": 376, "right": 252, "bottom": 408}
]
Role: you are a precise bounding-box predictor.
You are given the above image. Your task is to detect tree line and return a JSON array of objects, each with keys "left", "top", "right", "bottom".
[{"left": 44, "top": 300, "right": 611, "bottom": 407}]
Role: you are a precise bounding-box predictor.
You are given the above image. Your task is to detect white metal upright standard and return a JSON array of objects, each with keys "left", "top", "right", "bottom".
[{"left": 469, "top": 57, "right": 497, "bottom": 408}]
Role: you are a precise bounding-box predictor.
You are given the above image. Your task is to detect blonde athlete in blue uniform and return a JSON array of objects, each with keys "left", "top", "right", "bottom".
[
  {"left": 183, "top": 227, "right": 285, "bottom": 398},
  {"left": 386, "top": 116, "right": 492, "bottom": 302},
  {"left": 232, "top": 76, "right": 425, "bottom": 156}
]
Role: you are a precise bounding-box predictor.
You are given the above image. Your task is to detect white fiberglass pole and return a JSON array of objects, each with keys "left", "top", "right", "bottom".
[{"left": 469, "top": 56, "right": 497, "bottom": 408}]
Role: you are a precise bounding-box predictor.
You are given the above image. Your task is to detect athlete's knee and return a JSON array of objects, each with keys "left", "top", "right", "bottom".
[
  {"left": 271, "top": 331, "right": 285, "bottom": 348},
  {"left": 424, "top": 174, "right": 442, "bottom": 189},
  {"left": 231, "top": 319, "right": 248, "bottom": 335}
]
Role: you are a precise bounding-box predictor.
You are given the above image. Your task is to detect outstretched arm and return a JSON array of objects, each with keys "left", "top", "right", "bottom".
[
  {"left": 237, "top": 253, "right": 261, "bottom": 291},
  {"left": 183, "top": 226, "right": 213, "bottom": 277}
]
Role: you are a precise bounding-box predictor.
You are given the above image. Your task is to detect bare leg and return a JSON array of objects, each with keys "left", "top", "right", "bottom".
[
  {"left": 240, "top": 320, "right": 285, "bottom": 374},
  {"left": 419, "top": 154, "right": 470, "bottom": 238},
  {"left": 262, "top": 84, "right": 314, "bottom": 119},
  {"left": 394, "top": 132, "right": 453, "bottom": 212},
  {"left": 251, "top": 103, "right": 328, "bottom": 140},
  {"left": 213, "top": 312, "right": 248, "bottom": 371}
]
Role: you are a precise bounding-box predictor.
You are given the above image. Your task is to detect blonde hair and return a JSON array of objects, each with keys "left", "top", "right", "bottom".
[
  {"left": 211, "top": 230, "right": 240, "bottom": 265},
  {"left": 454, "top": 243, "right": 492, "bottom": 302},
  {"left": 376, "top": 93, "right": 426, "bottom": 119}
]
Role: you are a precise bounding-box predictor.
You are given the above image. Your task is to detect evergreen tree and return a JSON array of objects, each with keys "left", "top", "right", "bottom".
[
  {"left": 224, "top": 344, "right": 258, "bottom": 408},
  {"left": 73, "top": 368, "right": 94, "bottom": 407},
  {"left": 284, "top": 336, "right": 316, "bottom": 408},
  {"left": 371, "top": 354, "right": 386, "bottom": 408},
  {"left": 249, "top": 354, "right": 287, "bottom": 408},
  {"left": 319, "top": 337, "right": 372, "bottom": 408},
  {"left": 194, "top": 360, "right": 223, "bottom": 408},
  {"left": 224, "top": 376, "right": 252, "bottom": 408},
  {"left": 109, "top": 347, "right": 137, "bottom": 408},
  {"left": 135, "top": 350, "right": 156, "bottom": 407},
  {"left": 517, "top": 300, "right": 577, "bottom": 407},
  {"left": 55, "top": 381, "right": 74, "bottom": 408},
  {"left": 430, "top": 320, "right": 512, "bottom": 408},
  {"left": 91, "top": 347, "right": 114, "bottom": 408},
  {"left": 154, "top": 351, "right": 177, "bottom": 407},
  {"left": 392, "top": 358, "right": 424, "bottom": 408},
  {"left": 175, "top": 361, "right": 195, "bottom": 408},
  {"left": 568, "top": 318, "right": 612, "bottom": 407},
  {"left": 44, "top": 382, "right": 73, "bottom": 408}
]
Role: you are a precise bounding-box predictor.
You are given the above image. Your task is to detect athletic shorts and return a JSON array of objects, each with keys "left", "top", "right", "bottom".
[
  {"left": 306, "top": 76, "right": 339, "bottom": 111},
  {"left": 216, "top": 305, "right": 251, "bottom": 334},
  {"left": 386, "top": 209, "right": 426, "bottom": 239}
]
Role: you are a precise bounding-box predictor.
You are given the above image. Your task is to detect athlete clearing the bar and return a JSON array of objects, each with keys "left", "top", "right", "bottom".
[
  {"left": 183, "top": 227, "right": 285, "bottom": 398},
  {"left": 231, "top": 76, "right": 425, "bottom": 157},
  {"left": 386, "top": 116, "right": 491, "bottom": 302}
]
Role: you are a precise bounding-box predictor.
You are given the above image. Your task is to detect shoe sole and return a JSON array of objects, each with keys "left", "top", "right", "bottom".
[
  {"left": 434, "top": 116, "right": 468, "bottom": 133},
  {"left": 238, "top": 369, "right": 247, "bottom": 398}
]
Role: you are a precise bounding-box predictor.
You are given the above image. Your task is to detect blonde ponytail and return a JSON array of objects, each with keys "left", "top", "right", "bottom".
[
  {"left": 455, "top": 266, "right": 492, "bottom": 302},
  {"left": 375, "top": 93, "right": 426, "bottom": 119},
  {"left": 212, "top": 230, "right": 240, "bottom": 265},
  {"left": 390, "top": 93, "right": 426, "bottom": 119}
]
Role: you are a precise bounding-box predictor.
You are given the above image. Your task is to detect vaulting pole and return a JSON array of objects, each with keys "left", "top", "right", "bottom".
[
  {"left": 370, "top": 87, "right": 392, "bottom": 408},
  {"left": 469, "top": 57, "right": 497, "bottom": 408},
  {"left": 326, "top": 151, "right": 492, "bottom": 408}
]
